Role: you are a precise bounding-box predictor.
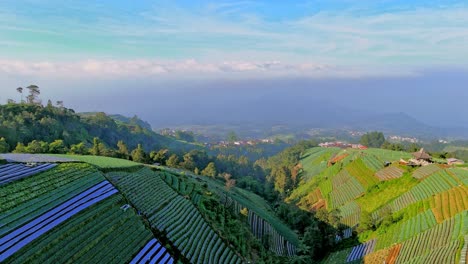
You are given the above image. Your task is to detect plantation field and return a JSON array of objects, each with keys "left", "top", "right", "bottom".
[
  {"left": 300, "top": 147, "right": 339, "bottom": 181},
  {"left": 2, "top": 195, "right": 155, "bottom": 264},
  {"left": 450, "top": 167, "right": 468, "bottom": 185},
  {"left": 330, "top": 176, "right": 364, "bottom": 209},
  {"left": 429, "top": 185, "right": 468, "bottom": 223},
  {"left": 375, "top": 166, "right": 405, "bottom": 181},
  {"left": 345, "top": 158, "right": 379, "bottom": 188},
  {"left": 357, "top": 174, "right": 418, "bottom": 214},
  {"left": 338, "top": 201, "right": 361, "bottom": 227},
  {"left": 0, "top": 163, "right": 56, "bottom": 185},
  {"left": 160, "top": 166, "right": 300, "bottom": 255},
  {"left": 364, "top": 148, "right": 412, "bottom": 162},
  {"left": 362, "top": 154, "right": 384, "bottom": 172},
  {"left": 409, "top": 170, "right": 458, "bottom": 201},
  {"left": 396, "top": 212, "right": 466, "bottom": 263},
  {"left": 52, "top": 154, "right": 141, "bottom": 168},
  {"left": 108, "top": 168, "right": 242, "bottom": 263},
  {"left": 412, "top": 164, "right": 442, "bottom": 180},
  {"left": 0, "top": 164, "right": 103, "bottom": 238}
]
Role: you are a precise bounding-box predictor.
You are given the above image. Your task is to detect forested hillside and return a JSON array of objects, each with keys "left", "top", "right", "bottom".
[{"left": 0, "top": 103, "right": 199, "bottom": 153}]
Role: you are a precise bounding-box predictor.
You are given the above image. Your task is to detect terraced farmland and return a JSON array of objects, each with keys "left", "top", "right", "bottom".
[
  {"left": 330, "top": 170, "right": 364, "bottom": 208},
  {"left": 0, "top": 164, "right": 103, "bottom": 239},
  {"left": 412, "top": 164, "right": 442, "bottom": 180},
  {"left": 2, "top": 194, "right": 155, "bottom": 264},
  {"left": 375, "top": 166, "right": 405, "bottom": 181},
  {"left": 362, "top": 154, "right": 384, "bottom": 172},
  {"left": 108, "top": 168, "right": 242, "bottom": 264},
  {"left": 0, "top": 163, "right": 56, "bottom": 185},
  {"left": 0, "top": 180, "right": 118, "bottom": 261},
  {"left": 430, "top": 185, "right": 468, "bottom": 223},
  {"left": 345, "top": 158, "right": 379, "bottom": 188},
  {"left": 450, "top": 167, "right": 468, "bottom": 185},
  {"left": 130, "top": 238, "right": 174, "bottom": 264},
  {"left": 346, "top": 239, "right": 377, "bottom": 262},
  {"left": 338, "top": 201, "right": 361, "bottom": 228},
  {"left": 410, "top": 170, "right": 458, "bottom": 201},
  {"left": 396, "top": 212, "right": 466, "bottom": 263}
]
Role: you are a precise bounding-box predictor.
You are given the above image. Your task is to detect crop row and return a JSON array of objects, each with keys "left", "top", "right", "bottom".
[
  {"left": 297, "top": 188, "right": 323, "bottom": 211},
  {"left": 410, "top": 170, "right": 458, "bottom": 201},
  {"left": 449, "top": 168, "right": 468, "bottom": 185},
  {"left": 361, "top": 154, "right": 384, "bottom": 172},
  {"left": 0, "top": 163, "right": 57, "bottom": 186},
  {"left": 375, "top": 166, "right": 404, "bottom": 181},
  {"left": 0, "top": 164, "right": 102, "bottom": 237},
  {"left": 0, "top": 181, "right": 118, "bottom": 261},
  {"left": 4, "top": 195, "right": 153, "bottom": 264},
  {"left": 412, "top": 164, "right": 442, "bottom": 180},
  {"left": 330, "top": 177, "right": 364, "bottom": 208},
  {"left": 331, "top": 169, "right": 353, "bottom": 189},
  {"left": 221, "top": 194, "right": 297, "bottom": 256},
  {"left": 396, "top": 212, "right": 465, "bottom": 263},
  {"left": 130, "top": 238, "right": 173, "bottom": 264},
  {"left": 346, "top": 159, "right": 379, "bottom": 188},
  {"left": 430, "top": 186, "right": 468, "bottom": 223},
  {"left": 396, "top": 210, "right": 437, "bottom": 242},
  {"left": 162, "top": 172, "right": 195, "bottom": 196},
  {"left": 111, "top": 168, "right": 242, "bottom": 264},
  {"left": 364, "top": 149, "right": 411, "bottom": 162},
  {"left": 346, "top": 238, "right": 377, "bottom": 262},
  {"left": 248, "top": 210, "right": 296, "bottom": 256}
]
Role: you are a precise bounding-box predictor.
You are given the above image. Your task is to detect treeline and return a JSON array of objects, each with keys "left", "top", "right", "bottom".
[{"left": 0, "top": 101, "right": 197, "bottom": 154}]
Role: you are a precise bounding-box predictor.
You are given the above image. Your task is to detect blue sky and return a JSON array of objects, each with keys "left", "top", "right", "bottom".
[
  {"left": 1, "top": 1, "right": 467, "bottom": 128},
  {"left": 1, "top": 0, "right": 467, "bottom": 78}
]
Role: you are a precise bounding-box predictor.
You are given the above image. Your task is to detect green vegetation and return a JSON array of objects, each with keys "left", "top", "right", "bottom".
[
  {"left": 51, "top": 154, "right": 141, "bottom": 169},
  {"left": 360, "top": 132, "right": 385, "bottom": 148},
  {"left": 4, "top": 195, "right": 153, "bottom": 264},
  {"left": 107, "top": 168, "right": 243, "bottom": 263},
  {"left": 0, "top": 163, "right": 102, "bottom": 237},
  {"left": 356, "top": 173, "right": 418, "bottom": 213}
]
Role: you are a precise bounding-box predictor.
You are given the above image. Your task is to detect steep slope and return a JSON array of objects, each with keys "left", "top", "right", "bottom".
[
  {"left": 0, "top": 160, "right": 175, "bottom": 263},
  {"left": 287, "top": 147, "right": 467, "bottom": 263}
]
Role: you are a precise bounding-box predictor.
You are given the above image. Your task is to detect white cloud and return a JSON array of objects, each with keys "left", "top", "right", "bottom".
[{"left": 0, "top": 59, "right": 421, "bottom": 80}]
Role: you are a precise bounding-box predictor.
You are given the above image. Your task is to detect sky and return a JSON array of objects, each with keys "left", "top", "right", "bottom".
[{"left": 0, "top": 1, "right": 467, "bottom": 128}]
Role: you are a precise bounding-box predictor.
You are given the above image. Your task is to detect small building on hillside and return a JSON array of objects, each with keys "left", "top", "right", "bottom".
[
  {"left": 412, "top": 148, "right": 432, "bottom": 161},
  {"left": 447, "top": 158, "right": 465, "bottom": 165},
  {"left": 408, "top": 148, "right": 433, "bottom": 166}
]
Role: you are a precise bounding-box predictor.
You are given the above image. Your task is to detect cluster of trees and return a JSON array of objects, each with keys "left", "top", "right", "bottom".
[
  {"left": 360, "top": 131, "right": 385, "bottom": 148},
  {"left": 0, "top": 92, "right": 198, "bottom": 154}
]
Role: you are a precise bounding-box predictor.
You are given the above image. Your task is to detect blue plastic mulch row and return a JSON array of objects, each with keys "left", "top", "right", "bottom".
[
  {"left": 0, "top": 163, "right": 57, "bottom": 185},
  {"left": 130, "top": 238, "right": 174, "bottom": 264},
  {"left": 0, "top": 180, "right": 118, "bottom": 262},
  {"left": 346, "top": 238, "right": 377, "bottom": 262}
]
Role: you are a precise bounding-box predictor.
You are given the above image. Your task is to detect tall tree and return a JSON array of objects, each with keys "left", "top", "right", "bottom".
[
  {"left": 131, "top": 144, "right": 146, "bottom": 163},
  {"left": 91, "top": 137, "right": 101, "bottom": 156},
  {"left": 117, "top": 140, "right": 129, "bottom": 159},
  {"left": 201, "top": 162, "right": 217, "bottom": 177},
  {"left": 16, "top": 87, "right": 23, "bottom": 103},
  {"left": 166, "top": 154, "right": 179, "bottom": 168},
  {"left": 26, "top": 85, "right": 41, "bottom": 104}
]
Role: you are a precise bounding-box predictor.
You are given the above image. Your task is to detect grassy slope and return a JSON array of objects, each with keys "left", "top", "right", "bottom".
[{"left": 51, "top": 154, "right": 141, "bottom": 168}]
